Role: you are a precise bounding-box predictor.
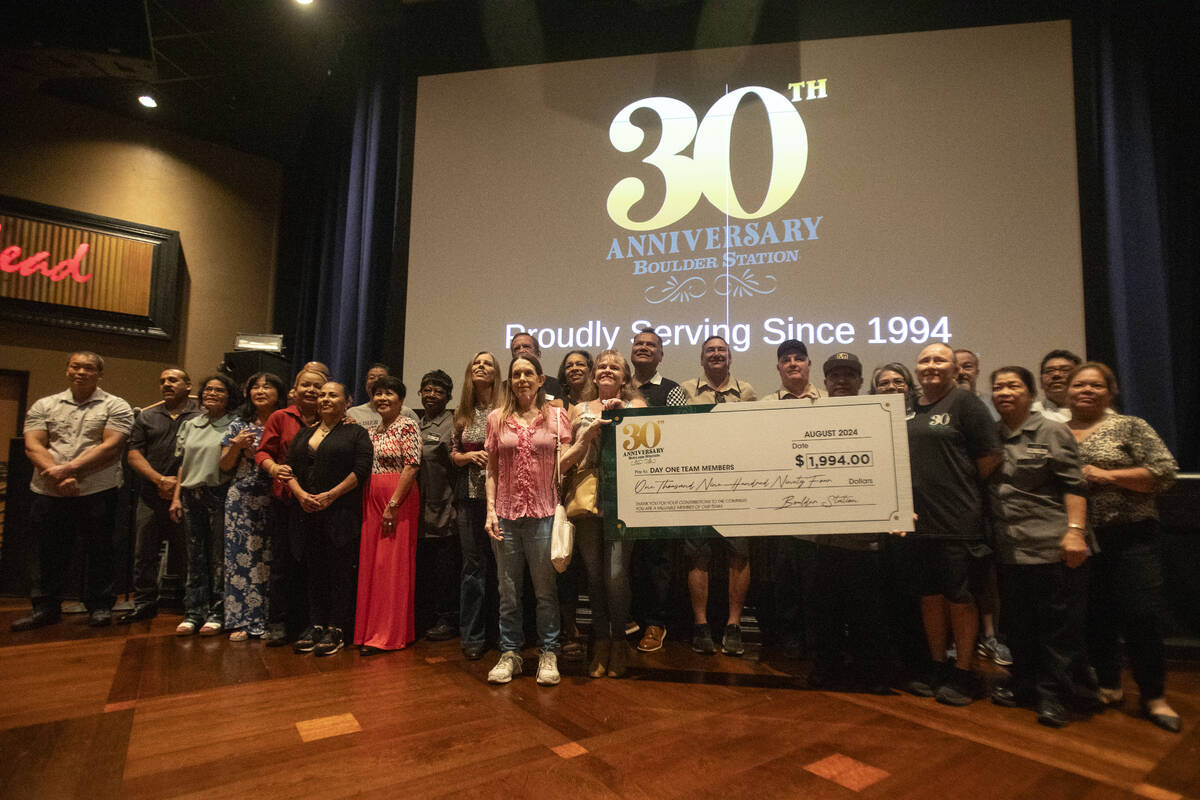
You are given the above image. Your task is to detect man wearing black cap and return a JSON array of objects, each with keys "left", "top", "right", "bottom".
[
  {"left": 679, "top": 335, "right": 755, "bottom": 656},
  {"left": 805, "top": 352, "right": 891, "bottom": 691},
  {"left": 763, "top": 339, "right": 822, "bottom": 401},
  {"left": 761, "top": 340, "right": 821, "bottom": 658}
]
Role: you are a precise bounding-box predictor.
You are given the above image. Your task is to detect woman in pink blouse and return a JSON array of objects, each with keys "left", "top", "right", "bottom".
[
  {"left": 484, "top": 355, "right": 572, "bottom": 687},
  {"left": 355, "top": 375, "right": 421, "bottom": 654}
]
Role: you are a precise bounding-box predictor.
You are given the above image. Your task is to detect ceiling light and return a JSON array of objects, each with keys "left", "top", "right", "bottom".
[
  {"left": 138, "top": 94, "right": 157, "bottom": 108},
  {"left": 295, "top": 0, "right": 314, "bottom": 5}
]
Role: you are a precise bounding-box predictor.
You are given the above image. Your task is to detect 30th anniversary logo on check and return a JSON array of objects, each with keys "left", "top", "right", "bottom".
[{"left": 600, "top": 397, "right": 914, "bottom": 540}]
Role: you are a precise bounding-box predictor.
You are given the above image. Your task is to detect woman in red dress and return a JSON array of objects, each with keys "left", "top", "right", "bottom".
[{"left": 355, "top": 375, "right": 422, "bottom": 654}]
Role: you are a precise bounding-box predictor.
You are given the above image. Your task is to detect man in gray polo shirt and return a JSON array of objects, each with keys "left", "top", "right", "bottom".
[{"left": 11, "top": 351, "right": 134, "bottom": 631}]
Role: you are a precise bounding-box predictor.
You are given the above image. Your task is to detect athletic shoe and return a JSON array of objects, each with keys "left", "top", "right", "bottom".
[
  {"left": 721, "top": 624, "right": 744, "bottom": 656},
  {"left": 314, "top": 627, "right": 344, "bottom": 657},
  {"left": 293, "top": 625, "right": 324, "bottom": 654},
  {"left": 691, "top": 624, "right": 716, "bottom": 655},
  {"left": 536, "top": 652, "right": 560, "bottom": 686},
  {"left": 637, "top": 625, "right": 667, "bottom": 653},
  {"left": 977, "top": 635, "right": 1014, "bottom": 666},
  {"left": 487, "top": 651, "right": 523, "bottom": 684}
]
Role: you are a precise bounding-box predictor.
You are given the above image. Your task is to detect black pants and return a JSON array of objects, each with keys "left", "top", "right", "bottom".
[
  {"left": 269, "top": 499, "right": 308, "bottom": 635},
  {"left": 1000, "top": 560, "right": 1091, "bottom": 705},
  {"left": 130, "top": 492, "right": 186, "bottom": 610},
  {"left": 633, "top": 537, "right": 676, "bottom": 629},
  {"left": 810, "top": 543, "right": 889, "bottom": 681},
  {"left": 415, "top": 532, "right": 460, "bottom": 632},
  {"left": 301, "top": 512, "right": 359, "bottom": 631},
  {"left": 29, "top": 489, "right": 118, "bottom": 613},
  {"left": 772, "top": 537, "right": 818, "bottom": 646},
  {"left": 1088, "top": 520, "right": 1168, "bottom": 699}
]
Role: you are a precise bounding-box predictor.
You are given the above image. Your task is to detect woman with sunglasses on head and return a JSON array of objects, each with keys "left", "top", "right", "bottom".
[{"left": 561, "top": 350, "right": 646, "bottom": 678}]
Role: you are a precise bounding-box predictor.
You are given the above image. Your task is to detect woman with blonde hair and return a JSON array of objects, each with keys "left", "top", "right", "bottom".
[
  {"left": 451, "top": 351, "right": 503, "bottom": 660},
  {"left": 561, "top": 350, "right": 646, "bottom": 677}
]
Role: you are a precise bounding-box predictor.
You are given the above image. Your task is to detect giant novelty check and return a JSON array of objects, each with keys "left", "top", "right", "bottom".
[{"left": 600, "top": 395, "right": 913, "bottom": 539}]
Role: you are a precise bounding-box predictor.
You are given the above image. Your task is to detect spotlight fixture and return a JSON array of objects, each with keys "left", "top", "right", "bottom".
[{"left": 138, "top": 94, "right": 157, "bottom": 108}]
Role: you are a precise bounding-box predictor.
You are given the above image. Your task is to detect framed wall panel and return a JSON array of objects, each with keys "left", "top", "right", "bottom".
[{"left": 0, "top": 195, "right": 182, "bottom": 339}]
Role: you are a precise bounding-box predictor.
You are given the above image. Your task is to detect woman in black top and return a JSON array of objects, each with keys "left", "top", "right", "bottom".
[{"left": 286, "top": 381, "right": 373, "bottom": 656}]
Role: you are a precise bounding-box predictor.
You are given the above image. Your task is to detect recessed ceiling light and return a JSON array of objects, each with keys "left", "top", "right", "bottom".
[
  {"left": 296, "top": 0, "right": 313, "bottom": 5},
  {"left": 138, "top": 94, "right": 158, "bottom": 108}
]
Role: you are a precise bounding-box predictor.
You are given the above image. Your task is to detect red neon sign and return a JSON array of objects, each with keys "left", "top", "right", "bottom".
[{"left": 0, "top": 223, "right": 93, "bottom": 283}]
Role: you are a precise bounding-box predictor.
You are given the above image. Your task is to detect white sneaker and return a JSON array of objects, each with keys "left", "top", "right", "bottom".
[
  {"left": 487, "top": 651, "right": 522, "bottom": 684},
  {"left": 536, "top": 651, "right": 560, "bottom": 686}
]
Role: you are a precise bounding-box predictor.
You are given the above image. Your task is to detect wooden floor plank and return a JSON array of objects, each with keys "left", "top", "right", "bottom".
[{"left": 0, "top": 604, "right": 1195, "bottom": 799}]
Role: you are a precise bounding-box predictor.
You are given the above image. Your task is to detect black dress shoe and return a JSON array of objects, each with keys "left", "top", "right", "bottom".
[
  {"left": 1036, "top": 698, "right": 1070, "bottom": 728},
  {"left": 10, "top": 611, "right": 61, "bottom": 632},
  {"left": 462, "top": 642, "right": 487, "bottom": 661},
  {"left": 119, "top": 606, "right": 157, "bottom": 624},
  {"left": 87, "top": 609, "right": 112, "bottom": 627},
  {"left": 425, "top": 621, "right": 457, "bottom": 641},
  {"left": 359, "top": 645, "right": 386, "bottom": 656}
]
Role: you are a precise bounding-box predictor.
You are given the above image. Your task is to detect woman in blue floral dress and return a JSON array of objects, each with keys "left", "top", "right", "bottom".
[{"left": 220, "top": 372, "right": 286, "bottom": 641}]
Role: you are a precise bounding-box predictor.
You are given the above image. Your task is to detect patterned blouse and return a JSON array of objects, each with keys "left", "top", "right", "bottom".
[
  {"left": 452, "top": 405, "right": 489, "bottom": 500},
  {"left": 1076, "top": 414, "right": 1177, "bottom": 527},
  {"left": 366, "top": 417, "right": 421, "bottom": 474}
]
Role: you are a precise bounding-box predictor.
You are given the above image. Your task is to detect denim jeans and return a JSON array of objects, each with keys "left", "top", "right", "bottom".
[
  {"left": 575, "top": 515, "right": 631, "bottom": 639},
  {"left": 493, "top": 515, "right": 560, "bottom": 652},
  {"left": 182, "top": 484, "right": 229, "bottom": 624},
  {"left": 458, "top": 499, "right": 497, "bottom": 647}
]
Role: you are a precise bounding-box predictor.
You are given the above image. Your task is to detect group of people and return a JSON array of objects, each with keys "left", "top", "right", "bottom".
[{"left": 10, "top": 329, "right": 1182, "bottom": 733}]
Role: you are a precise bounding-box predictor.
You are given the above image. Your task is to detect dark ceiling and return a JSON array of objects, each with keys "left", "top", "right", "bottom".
[
  {"left": 2, "top": 0, "right": 379, "bottom": 164},
  {"left": 3, "top": 0, "right": 1089, "bottom": 166}
]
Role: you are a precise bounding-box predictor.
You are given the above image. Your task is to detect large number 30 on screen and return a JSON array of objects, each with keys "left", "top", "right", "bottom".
[{"left": 607, "top": 86, "right": 808, "bottom": 232}]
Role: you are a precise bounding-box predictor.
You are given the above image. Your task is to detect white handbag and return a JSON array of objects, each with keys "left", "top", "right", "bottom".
[{"left": 550, "top": 408, "right": 574, "bottom": 572}]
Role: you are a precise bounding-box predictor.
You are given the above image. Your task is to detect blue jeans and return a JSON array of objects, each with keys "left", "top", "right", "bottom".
[
  {"left": 458, "top": 499, "right": 497, "bottom": 647},
  {"left": 575, "top": 515, "right": 631, "bottom": 639},
  {"left": 182, "top": 484, "right": 229, "bottom": 624},
  {"left": 493, "top": 516, "right": 560, "bottom": 653}
]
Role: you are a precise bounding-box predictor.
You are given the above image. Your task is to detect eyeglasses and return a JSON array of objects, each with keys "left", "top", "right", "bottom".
[{"left": 876, "top": 378, "right": 908, "bottom": 388}]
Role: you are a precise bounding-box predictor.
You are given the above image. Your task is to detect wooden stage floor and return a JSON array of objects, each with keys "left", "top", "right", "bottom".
[{"left": 1, "top": 598, "right": 1197, "bottom": 800}]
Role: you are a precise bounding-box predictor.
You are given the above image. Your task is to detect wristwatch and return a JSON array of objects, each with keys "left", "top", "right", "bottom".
[{"left": 387, "top": 499, "right": 400, "bottom": 509}]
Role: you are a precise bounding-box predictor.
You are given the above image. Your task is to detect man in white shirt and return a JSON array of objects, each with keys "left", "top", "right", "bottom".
[
  {"left": 1035, "top": 349, "right": 1082, "bottom": 422},
  {"left": 346, "top": 363, "right": 418, "bottom": 427}
]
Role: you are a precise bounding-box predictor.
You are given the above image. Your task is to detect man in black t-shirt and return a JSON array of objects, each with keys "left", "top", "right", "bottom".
[
  {"left": 121, "top": 367, "right": 200, "bottom": 622},
  {"left": 903, "top": 343, "right": 1001, "bottom": 706}
]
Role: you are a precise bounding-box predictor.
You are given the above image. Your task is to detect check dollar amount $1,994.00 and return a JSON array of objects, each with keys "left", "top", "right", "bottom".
[{"left": 603, "top": 396, "right": 914, "bottom": 539}]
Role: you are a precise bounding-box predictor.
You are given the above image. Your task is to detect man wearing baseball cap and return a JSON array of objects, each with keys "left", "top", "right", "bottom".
[{"left": 763, "top": 339, "right": 822, "bottom": 401}]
